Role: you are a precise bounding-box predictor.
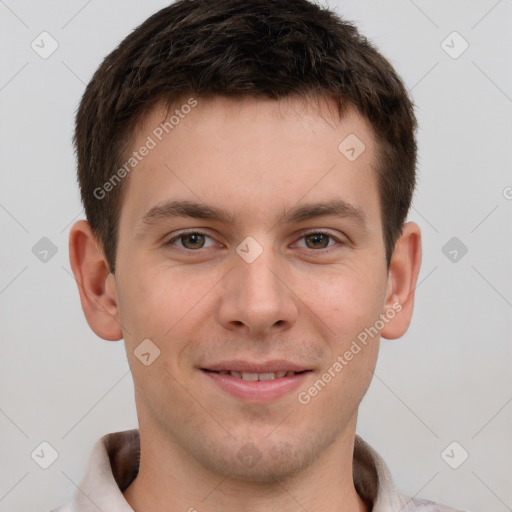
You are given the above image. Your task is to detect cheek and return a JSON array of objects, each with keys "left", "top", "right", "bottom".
[
  {"left": 117, "top": 264, "right": 221, "bottom": 379},
  {"left": 295, "top": 272, "right": 382, "bottom": 419},
  {"left": 118, "top": 263, "right": 201, "bottom": 336},
  {"left": 295, "top": 263, "right": 387, "bottom": 339}
]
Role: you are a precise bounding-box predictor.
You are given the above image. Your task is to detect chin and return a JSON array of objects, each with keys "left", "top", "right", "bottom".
[{"left": 195, "top": 434, "right": 326, "bottom": 485}]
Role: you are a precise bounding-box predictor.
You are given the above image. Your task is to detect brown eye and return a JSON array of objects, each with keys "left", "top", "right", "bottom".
[
  {"left": 180, "top": 233, "right": 206, "bottom": 249},
  {"left": 303, "top": 233, "right": 332, "bottom": 249},
  {"left": 166, "top": 231, "right": 216, "bottom": 250}
]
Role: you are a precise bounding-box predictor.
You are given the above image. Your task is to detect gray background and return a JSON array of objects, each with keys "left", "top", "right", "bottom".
[{"left": 1, "top": 1, "right": 511, "bottom": 511}]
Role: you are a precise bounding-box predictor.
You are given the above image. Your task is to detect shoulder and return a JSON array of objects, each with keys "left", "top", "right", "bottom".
[
  {"left": 47, "top": 503, "right": 72, "bottom": 512},
  {"left": 398, "top": 494, "right": 469, "bottom": 512},
  {"left": 354, "top": 435, "right": 469, "bottom": 512}
]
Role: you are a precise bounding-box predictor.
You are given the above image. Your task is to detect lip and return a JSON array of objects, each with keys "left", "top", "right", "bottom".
[
  {"left": 201, "top": 367, "right": 312, "bottom": 403},
  {"left": 202, "top": 360, "right": 311, "bottom": 373}
]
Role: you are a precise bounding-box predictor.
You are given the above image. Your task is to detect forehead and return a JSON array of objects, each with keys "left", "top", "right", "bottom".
[{"left": 119, "top": 95, "right": 381, "bottom": 229}]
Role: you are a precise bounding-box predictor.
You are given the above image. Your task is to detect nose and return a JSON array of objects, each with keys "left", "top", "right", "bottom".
[{"left": 216, "top": 241, "right": 299, "bottom": 337}]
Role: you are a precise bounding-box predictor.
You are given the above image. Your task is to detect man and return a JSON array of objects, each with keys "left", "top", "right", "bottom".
[{"left": 55, "top": 0, "right": 464, "bottom": 510}]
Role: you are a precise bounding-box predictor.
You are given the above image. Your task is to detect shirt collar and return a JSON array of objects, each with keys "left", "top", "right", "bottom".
[{"left": 61, "top": 429, "right": 443, "bottom": 512}]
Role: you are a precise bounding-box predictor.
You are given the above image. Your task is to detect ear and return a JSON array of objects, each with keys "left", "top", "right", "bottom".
[
  {"left": 380, "top": 222, "right": 422, "bottom": 340},
  {"left": 69, "top": 220, "right": 123, "bottom": 341}
]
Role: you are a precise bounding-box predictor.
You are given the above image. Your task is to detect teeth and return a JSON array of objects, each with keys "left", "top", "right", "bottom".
[
  {"left": 241, "top": 372, "right": 259, "bottom": 381},
  {"left": 223, "top": 370, "right": 296, "bottom": 380}
]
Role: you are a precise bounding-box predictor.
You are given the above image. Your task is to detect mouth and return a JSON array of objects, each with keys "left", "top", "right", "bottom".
[
  {"left": 201, "top": 369, "right": 309, "bottom": 381},
  {"left": 200, "top": 362, "right": 313, "bottom": 402}
]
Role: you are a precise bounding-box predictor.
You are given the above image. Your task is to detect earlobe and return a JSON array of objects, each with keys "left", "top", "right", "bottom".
[
  {"left": 380, "top": 222, "right": 422, "bottom": 340},
  {"left": 69, "top": 220, "right": 123, "bottom": 341}
]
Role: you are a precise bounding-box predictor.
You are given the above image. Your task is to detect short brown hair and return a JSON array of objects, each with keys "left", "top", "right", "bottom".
[{"left": 74, "top": 0, "right": 417, "bottom": 272}]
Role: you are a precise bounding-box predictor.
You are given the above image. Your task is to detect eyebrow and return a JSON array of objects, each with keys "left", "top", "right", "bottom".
[{"left": 137, "top": 198, "right": 367, "bottom": 231}]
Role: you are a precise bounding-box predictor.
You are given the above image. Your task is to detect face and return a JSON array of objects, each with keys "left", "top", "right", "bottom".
[{"left": 112, "top": 96, "right": 393, "bottom": 482}]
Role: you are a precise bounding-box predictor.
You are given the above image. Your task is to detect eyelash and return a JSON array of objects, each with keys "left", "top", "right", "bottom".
[{"left": 165, "top": 230, "right": 344, "bottom": 253}]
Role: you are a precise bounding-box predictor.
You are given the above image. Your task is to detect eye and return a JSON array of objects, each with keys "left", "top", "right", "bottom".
[
  {"left": 166, "top": 231, "right": 217, "bottom": 250},
  {"left": 165, "top": 230, "right": 343, "bottom": 252},
  {"left": 295, "top": 232, "right": 340, "bottom": 250}
]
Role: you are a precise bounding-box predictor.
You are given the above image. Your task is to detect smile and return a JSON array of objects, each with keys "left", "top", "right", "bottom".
[
  {"left": 200, "top": 366, "right": 312, "bottom": 402},
  {"left": 203, "top": 369, "right": 304, "bottom": 380}
]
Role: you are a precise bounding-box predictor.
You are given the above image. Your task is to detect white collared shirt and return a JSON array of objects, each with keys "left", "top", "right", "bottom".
[{"left": 51, "top": 429, "right": 464, "bottom": 512}]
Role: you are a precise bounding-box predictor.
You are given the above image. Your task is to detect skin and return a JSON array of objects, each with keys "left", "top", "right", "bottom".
[{"left": 69, "top": 95, "right": 421, "bottom": 512}]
